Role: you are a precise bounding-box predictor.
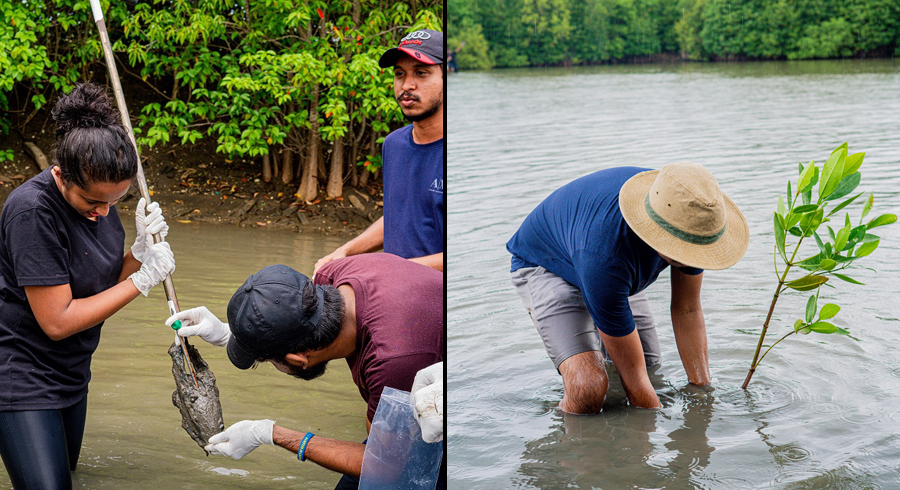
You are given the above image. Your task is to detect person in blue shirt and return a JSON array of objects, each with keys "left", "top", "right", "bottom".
[
  {"left": 315, "top": 29, "right": 444, "bottom": 274},
  {"left": 507, "top": 163, "right": 749, "bottom": 413}
]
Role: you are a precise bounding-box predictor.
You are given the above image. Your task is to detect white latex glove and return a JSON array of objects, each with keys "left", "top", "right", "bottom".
[
  {"left": 131, "top": 198, "right": 169, "bottom": 262},
  {"left": 166, "top": 306, "right": 231, "bottom": 347},
  {"left": 205, "top": 419, "right": 275, "bottom": 459},
  {"left": 129, "top": 242, "right": 175, "bottom": 296},
  {"left": 410, "top": 362, "right": 444, "bottom": 443}
]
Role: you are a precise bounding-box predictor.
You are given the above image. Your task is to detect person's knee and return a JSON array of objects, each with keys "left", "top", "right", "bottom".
[{"left": 558, "top": 352, "right": 608, "bottom": 414}]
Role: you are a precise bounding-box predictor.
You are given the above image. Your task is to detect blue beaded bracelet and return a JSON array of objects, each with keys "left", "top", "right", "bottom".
[{"left": 297, "top": 432, "right": 314, "bottom": 461}]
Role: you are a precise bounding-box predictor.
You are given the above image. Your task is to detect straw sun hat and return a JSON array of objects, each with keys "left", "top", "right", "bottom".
[{"left": 619, "top": 162, "right": 749, "bottom": 270}]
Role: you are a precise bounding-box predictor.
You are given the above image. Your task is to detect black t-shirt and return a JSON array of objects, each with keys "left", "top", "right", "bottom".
[{"left": 0, "top": 168, "right": 125, "bottom": 410}]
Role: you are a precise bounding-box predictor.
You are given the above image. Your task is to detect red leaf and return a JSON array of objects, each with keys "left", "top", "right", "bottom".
[{"left": 316, "top": 8, "right": 324, "bottom": 18}]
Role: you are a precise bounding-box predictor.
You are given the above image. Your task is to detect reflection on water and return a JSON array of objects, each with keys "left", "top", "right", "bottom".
[
  {"left": 0, "top": 222, "right": 365, "bottom": 489},
  {"left": 448, "top": 59, "right": 900, "bottom": 489}
]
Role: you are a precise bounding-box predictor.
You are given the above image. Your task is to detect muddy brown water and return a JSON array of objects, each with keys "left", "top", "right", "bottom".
[
  {"left": 0, "top": 222, "right": 367, "bottom": 489},
  {"left": 448, "top": 59, "right": 900, "bottom": 489}
]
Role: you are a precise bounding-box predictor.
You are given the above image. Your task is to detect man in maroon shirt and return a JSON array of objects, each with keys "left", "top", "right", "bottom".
[{"left": 167, "top": 253, "right": 443, "bottom": 489}]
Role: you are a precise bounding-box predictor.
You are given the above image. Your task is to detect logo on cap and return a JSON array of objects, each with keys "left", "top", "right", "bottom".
[{"left": 402, "top": 31, "right": 431, "bottom": 41}]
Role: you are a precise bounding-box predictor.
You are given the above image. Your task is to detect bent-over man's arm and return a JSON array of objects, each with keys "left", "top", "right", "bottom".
[
  {"left": 408, "top": 252, "right": 443, "bottom": 272},
  {"left": 314, "top": 217, "right": 385, "bottom": 274},
  {"left": 670, "top": 268, "right": 710, "bottom": 385},
  {"left": 273, "top": 425, "right": 367, "bottom": 478}
]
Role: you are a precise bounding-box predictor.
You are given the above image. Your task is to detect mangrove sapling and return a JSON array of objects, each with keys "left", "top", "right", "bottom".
[{"left": 742, "top": 143, "right": 897, "bottom": 389}]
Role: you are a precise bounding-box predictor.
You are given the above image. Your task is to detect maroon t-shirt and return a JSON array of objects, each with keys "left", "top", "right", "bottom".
[{"left": 314, "top": 253, "right": 444, "bottom": 422}]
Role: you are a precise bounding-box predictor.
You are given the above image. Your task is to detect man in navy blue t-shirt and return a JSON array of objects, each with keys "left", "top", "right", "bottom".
[
  {"left": 315, "top": 29, "right": 444, "bottom": 274},
  {"left": 508, "top": 163, "right": 749, "bottom": 412}
]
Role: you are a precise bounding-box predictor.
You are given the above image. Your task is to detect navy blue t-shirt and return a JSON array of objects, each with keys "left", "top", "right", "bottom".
[
  {"left": 381, "top": 125, "right": 444, "bottom": 259},
  {"left": 507, "top": 167, "right": 702, "bottom": 337},
  {"left": 0, "top": 168, "right": 125, "bottom": 410}
]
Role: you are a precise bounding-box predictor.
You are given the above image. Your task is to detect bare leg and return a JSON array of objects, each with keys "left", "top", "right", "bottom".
[{"left": 557, "top": 351, "right": 608, "bottom": 414}]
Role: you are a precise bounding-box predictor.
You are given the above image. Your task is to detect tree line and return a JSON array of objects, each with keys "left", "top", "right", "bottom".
[
  {"left": 448, "top": 0, "right": 900, "bottom": 70},
  {"left": 1, "top": 0, "right": 441, "bottom": 201}
]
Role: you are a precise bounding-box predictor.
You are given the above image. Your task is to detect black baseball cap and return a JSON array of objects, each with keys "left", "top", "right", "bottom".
[
  {"left": 226, "top": 264, "right": 325, "bottom": 370},
  {"left": 378, "top": 29, "right": 444, "bottom": 68}
]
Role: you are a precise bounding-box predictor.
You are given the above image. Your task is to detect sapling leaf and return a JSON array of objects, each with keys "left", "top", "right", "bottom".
[
  {"left": 787, "top": 226, "right": 803, "bottom": 237},
  {"left": 802, "top": 189, "right": 812, "bottom": 205},
  {"left": 819, "top": 148, "right": 846, "bottom": 201},
  {"left": 787, "top": 180, "right": 793, "bottom": 208},
  {"left": 808, "top": 321, "right": 838, "bottom": 334},
  {"left": 844, "top": 152, "right": 864, "bottom": 177},
  {"left": 786, "top": 212, "right": 802, "bottom": 229},
  {"left": 827, "top": 226, "right": 836, "bottom": 242},
  {"left": 819, "top": 258, "right": 836, "bottom": 270},
  {"left": 798, "top": 160, "right": 816, "bottom": 192},
  {"left": 777, "top": 196, "right": 786, "bottom": 217},
  {"left": 825, "top": 172, "right": 860, "bottom": 201},
  {"left": 794, "top": 319, "right": 805, "bottom": 333},
  {"left": 867, "top": 214, "right": 897, "bottom": 229},
  {"left": 805, "top": 295, "right": 817, "bottom": 323},
  {"left": 813, "top": 231, "right": 826, "bottom": 253},
  {"left": 786, "top": 275, "right": 828, "bottom": 291},
  {"left": 793, "top": 204, "right": 819, "bottom": 214},
  {"left": 819, "top": 303, "right": 840, "bottom": 320},
  {"left": 834, "top": 228, "right": 849, "bottom": 252},
  {"left": 824, "top": 242, "right": 833, "bottom": 258},
  {"left": 774, "top": 213, "right": 787, "bottom": 262},
  {"left": 862, "top": 193, "right": 874, "bottom": 220},
  {"left": 831, "top": 142, "right": 849, "bottom": 155},
  {"left": 855, "top": 239, "right": 879, "bottom": 257},
  {"left": 827, "top": 192, "right": 863, "bottom": 217},
  {"left": 833, "top": 273, "right": 865, "bottom": 285}
]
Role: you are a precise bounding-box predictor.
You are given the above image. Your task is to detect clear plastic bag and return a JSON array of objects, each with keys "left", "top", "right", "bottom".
[{"left": 359, "top": 387, "right": 444, "bottom": 490}]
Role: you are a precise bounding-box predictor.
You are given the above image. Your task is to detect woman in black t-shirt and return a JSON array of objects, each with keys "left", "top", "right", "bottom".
[{"left": 0, "top": 83, "right": 175, "bottom": 489}]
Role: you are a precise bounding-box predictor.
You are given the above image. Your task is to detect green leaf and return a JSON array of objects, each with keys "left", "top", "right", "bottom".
[
  {"left": 774, "top": 213, "right": 787, "bottom": 262},
  {"left": 805, "top": 294, "right": 817, "bottom": 323},
  {"left": 813, "top": 232, "right": 826, "bottom": 253},
  {"left": 855, "top": 239, "right": 879, "bottom": 257},
  {"left": 834, "top": 228, "right": 849, "bottom": 252},
  {"left": 819, "top": 258, "right": 837, "bottom": 270},
  {"left": 867, "top": 214, "right": 897, "bottom": 229},
  {"left": 808, "top": 321, "right": 838, "bottom": 334},
  {"left": 793, "top": 204, "right": 819, "bottom": 214},
  {"left": 777, "top": 196, "right": 786, "bottom": 217},
  {"left": 786, "top": 180, "right": 793, "bottom": 208},
  {"left": 818, "top": 147, "right": 846, "bottom": 202},
  {"left": 797, "top": 160, "right": 816, "bottom": 193},
  {"left": 843, "top": 152, "right": 864, "bottom": 177},
  {"left": 862, "top": 193, "right": 874, "bottom": 221},
  {"left": 819, "top": 303, "right": 840, "bottom": 320},
  {"left": 794, "top": 319, "right": 805, "bottom": 333},
  {"left": 785, "top": 275, "right": 828, "bottom": 291},
  {"left": 824, "top": 172, "right": 860, "bottom": 201},
  {"left": 833, "top": 273, "right": 865, "bottom": 285}
]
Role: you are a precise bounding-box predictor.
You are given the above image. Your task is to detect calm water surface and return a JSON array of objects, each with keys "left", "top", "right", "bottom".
[
  {"left": 0, "top": 222, "right": 366, "bottom": 489},
  {"left": 448, "top": 60, "right": 900, "bottom": 489}
]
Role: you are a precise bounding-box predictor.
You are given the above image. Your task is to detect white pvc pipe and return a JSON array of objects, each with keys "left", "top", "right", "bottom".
[{"left": 89, "top": 0, "right": 103, "bottom": 21}]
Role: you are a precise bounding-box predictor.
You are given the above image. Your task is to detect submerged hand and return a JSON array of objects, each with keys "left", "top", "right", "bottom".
[
  {"left": 129, "top": 242, "right": 175, "bottom": 296},
  {"left": 131, "top": 198, "right": 169, "bottom": 262},
  {"left": 205, "top": 419, "right": 275, "bottom": 459},
  {"left": 410, "top": 362, "right": 444, "bottom": 443},
  {"left": 166, "top": 306, "right": 231, "bottom": 347}
]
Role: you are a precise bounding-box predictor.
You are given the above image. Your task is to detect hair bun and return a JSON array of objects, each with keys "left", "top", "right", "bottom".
[{"left": 52, "top": 82, "right": 120, "bottom": 137}]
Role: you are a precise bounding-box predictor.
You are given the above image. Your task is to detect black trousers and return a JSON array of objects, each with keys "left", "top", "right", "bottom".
[{"left": 0, "top": 397, "right": 88, "bottom": 490}]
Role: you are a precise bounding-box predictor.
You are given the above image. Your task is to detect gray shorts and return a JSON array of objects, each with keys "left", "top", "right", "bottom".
[{"left": 511, "top": 266, "right": 661, "bottom": 371}]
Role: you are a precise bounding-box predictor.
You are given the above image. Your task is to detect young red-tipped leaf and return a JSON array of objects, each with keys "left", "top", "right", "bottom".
[{"left": 866, "top": 214, "right": 897, "bottom": 229}]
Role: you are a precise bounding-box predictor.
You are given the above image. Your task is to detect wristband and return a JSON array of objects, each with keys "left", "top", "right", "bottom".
[{"left": 297, "top": 432, "right": 314, "bottom": 461}]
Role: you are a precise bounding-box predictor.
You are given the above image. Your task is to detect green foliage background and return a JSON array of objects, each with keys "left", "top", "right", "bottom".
[
  {"left": 448, "top": 0, "right": 900, "bottom": 69},
  {"left": 0, "top": 0, "right": 442, "bottom": 199}
]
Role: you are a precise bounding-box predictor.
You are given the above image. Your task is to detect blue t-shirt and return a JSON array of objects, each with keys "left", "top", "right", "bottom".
[
  {"left": 506, "top": 167, "right": 702, "bottom": 337},
  {"left": 381, "top": 125, "right": 444, "bottom": 259},
  {"left": 0, "top": 168, "right": 125, "bottom": 410}
]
